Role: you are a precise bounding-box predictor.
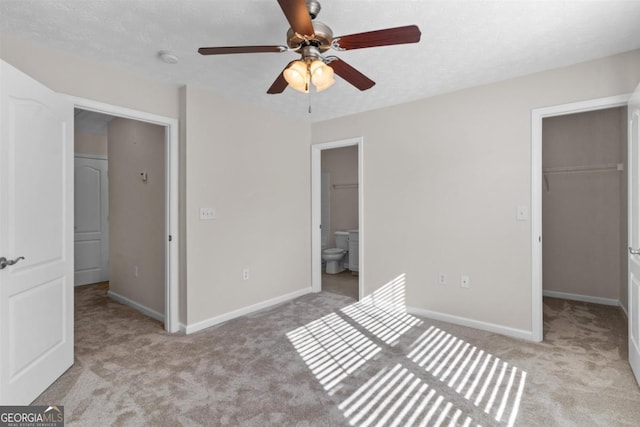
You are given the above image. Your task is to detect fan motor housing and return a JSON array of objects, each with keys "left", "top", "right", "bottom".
[{"left": 287, "top": 21, "right": 333, "bottom": 53}]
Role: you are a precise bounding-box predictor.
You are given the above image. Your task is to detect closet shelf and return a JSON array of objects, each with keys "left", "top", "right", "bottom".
[
  {"left": 543, "top": 163, "right": 624, "bottom": 175},
  {"left": 542, "top": 163, "right": 624, "bottom": 192},
  {"left": 333, "top": 183, "right": 358, "bottom": 189}
]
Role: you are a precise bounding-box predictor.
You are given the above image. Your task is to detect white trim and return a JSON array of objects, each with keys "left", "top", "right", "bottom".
[
  {"left": 74, "top": 153, "right": 107, "bottom": 161},
  {"left": 67, "top": 95, "right": 180, "bottom": 333},
  {"left": 531, "top": 94, "right": 630, "bottom": 343},
  {"left": 407, "top": 306, "right": 533, "bottom": 342},
  {"left": 311, "top": 137, "right": 364, "bottom": 300},
  {"left": 108, "top": 290, "right": 164, "bottom": 322},
  {"left": 621, "top": 298, "right": 629, "bottom": 319},
  {"left": 542, "top": 290, "right": 620, "bottom": 306},
  {"left": 184, "top": 287, "right": 313, "bottom": 334}
]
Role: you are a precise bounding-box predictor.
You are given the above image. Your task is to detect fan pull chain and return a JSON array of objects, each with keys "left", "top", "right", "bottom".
[{"left": 306, "top": 66, "right": 312, "bottom": 114}]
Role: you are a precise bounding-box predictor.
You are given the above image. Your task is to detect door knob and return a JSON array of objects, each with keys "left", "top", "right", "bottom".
[
  {"left": 630, "top": 247, "right": 640, "bottom": 255},
  {"left": 0, "top": 256, "right": 25, "bottom": 270}
]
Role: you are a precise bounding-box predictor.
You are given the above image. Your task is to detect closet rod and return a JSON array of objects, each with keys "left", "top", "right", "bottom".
[{"left": 542, "top": 163, "right": 623, "bottom": 175}]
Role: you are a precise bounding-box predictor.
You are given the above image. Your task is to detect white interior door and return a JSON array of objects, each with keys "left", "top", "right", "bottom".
[
  {"left": 74, "top": 156, "right": 109, "bottom": 286},
  {"left": 0, "top": 60, "right": 74, "bottom": 404},
  {"left": 628, "top": 82, "right": 640, "bottom": 385}
]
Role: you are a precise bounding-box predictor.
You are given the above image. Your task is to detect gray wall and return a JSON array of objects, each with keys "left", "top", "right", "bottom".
[
  {"left": 542, "top": 107, "right": 628, "bottom": 305},
  {"left": 74, "top": 132, "right": 108, "bottom": 157},
  {"left": 108, "top": 118, "right": 166, "bottom": 315},
  {"left": 3, "top": 33, "right": 639, "bottom": 337},
  {"left": 180, "top": 85, "right": 311, "bottom": 326},
  {"left": 321, "top": 145, "right": 359, "bottom": 247},
  {"left": 312, "top": 50, "right": 640, "bottom": 334}
]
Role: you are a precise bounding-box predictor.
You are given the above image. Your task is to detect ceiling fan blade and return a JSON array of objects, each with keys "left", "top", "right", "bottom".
[
  {"left": 327, "top": 58, "right": 375, "bottom": 91},
  {"left": 267, "top": 69, "right": 289, "bottom": 94},
  {"left": 277, "top": 0, "right": 314, "bottom": 37},
  {"left": 333, "top": 25, "right": 421, "bottom": 50},
  {"left": 198, "top": 45, "right": 286, "bottom": 55}
]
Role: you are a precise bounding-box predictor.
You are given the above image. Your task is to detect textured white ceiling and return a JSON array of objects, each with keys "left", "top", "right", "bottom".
[{"left": 2, "top": 0, "right": 639, "bottom": 122}]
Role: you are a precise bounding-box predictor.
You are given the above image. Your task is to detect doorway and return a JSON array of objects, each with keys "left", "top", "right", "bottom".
[
  {"left": 541, "top": 107, "right": 627, "bottom": 307},
  {"left": 74, "top": 108, "right": 168, "bottom": 325},
  {"left": 70, "top": 97, "right": 179, "bottom": 333},
  {"left": 531, "top": 94, "right": 630, "bottom": 341},
  {"left": 311, "top": 137, "right": 364, "bottom": 300},
  {"left": 320, "top": 145, "right": 359, "bottom": 299}
]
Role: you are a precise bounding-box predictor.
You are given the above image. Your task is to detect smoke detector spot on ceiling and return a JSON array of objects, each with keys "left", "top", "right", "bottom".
[{"left": 158, "top": 50, "right": 178, "bottom": 64}]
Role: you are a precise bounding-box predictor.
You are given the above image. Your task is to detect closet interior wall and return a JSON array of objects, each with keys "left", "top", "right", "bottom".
[{"left": 542, "top": 107, "right": 628, "bottom": 309}]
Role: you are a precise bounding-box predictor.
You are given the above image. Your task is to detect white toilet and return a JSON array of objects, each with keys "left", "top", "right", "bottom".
[{"left": 322, "top": 231, "right": 349, "bottom": 274}]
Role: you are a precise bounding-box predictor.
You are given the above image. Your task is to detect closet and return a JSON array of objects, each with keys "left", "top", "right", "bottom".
[{"left": 542, "top": 107, "right": 628, "bottom": 309}]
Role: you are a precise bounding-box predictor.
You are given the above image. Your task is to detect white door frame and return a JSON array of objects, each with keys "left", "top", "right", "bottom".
[
  {"left": 627, "top": 84, "right": 640, "bottom": 385},
  {"left": 531, "top": 94, "right": 630, "bottom": 342},
  {"left": 311, "top": 137, "right": 364, "bottom": 299},
  {"left": 69, "top": 96, "right": 179, "bottom": 333}
]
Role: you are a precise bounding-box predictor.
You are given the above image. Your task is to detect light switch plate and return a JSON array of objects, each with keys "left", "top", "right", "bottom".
[
  {"left": 461, "top": 275, "right": 470, "bottom": 288},
  {"left": 516, "top": 205, "right": 529, "bottom": 221}
]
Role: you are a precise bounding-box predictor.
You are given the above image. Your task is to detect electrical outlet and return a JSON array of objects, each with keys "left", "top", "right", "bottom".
[
  {"left": 242, "top": 268, "right": 250, "bottom": 281},
  {"left": 438, "top": 273, "right": 447, "bottom": 286},
  {"left": 461, "top": 275, "right": 470, "bottom": 288},
  {"left": 199, "top": 207, "right": 216, "bottom": 220}
]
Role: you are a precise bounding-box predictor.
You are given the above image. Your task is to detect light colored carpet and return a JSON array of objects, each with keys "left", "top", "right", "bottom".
[{"left": 33, "top": 283, "right": 640, "bottom": 426}]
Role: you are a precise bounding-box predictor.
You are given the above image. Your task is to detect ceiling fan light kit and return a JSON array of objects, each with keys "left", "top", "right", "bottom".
[
  {"left": 309, "top": 60, "right": 335, "bottom": 92},
  {"left": 197, "top": 0, "right": 421, "bottom": 95},
  {"left": 283, "top": 59, "right": 335, "bottom": 93},
  {"left": 283, "top": 45, "right": 335, "bottom": 93}
]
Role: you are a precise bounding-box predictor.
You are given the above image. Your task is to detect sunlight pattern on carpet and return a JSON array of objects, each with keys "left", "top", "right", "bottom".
[
  {"left": 339, "top": 363, "right": 477, "bottom": 427},
  {"left": 287, "top": 273, "right": 527, "bottom": 426},
  {"left": 408, "top": 327, "right": 527, "bottom": 426},
  {"left": 341, "top": 274, "right": 422, "bottom": 345},
  {"left": 287, "top": 312, "right": 381, "bottom": 394}
]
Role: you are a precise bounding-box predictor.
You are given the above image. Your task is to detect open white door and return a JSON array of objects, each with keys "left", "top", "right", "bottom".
[
  {"left": 0, "top": 60, "right": 74, "bottom": 404},
  {"left": 629, "top": 83, "right": 640, "bottom": 385}
]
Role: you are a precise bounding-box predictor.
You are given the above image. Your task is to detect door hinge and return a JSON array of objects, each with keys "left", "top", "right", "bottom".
[{"left": 168, "top": 235, "right": 172, "bottom": 242}]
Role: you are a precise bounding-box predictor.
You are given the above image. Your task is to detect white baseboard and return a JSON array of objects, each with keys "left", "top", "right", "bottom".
[
  {"left": 107, "top": 290, "right": 165, "bottom": 322},
  {"left": 542, "top": 290, "right": 619, "bottom": 306},
  {"left": 184, "top": 287, "right": 313, "bottom": 335},
  {"left": 407, "top": 306, "right": 534, "bottom": 342},
  {"left": 620, "top": 301, "right": 629, "bottom": 319}
]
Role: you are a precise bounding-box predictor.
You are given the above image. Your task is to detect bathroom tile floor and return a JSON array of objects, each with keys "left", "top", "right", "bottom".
[{"left": 322, "top": 270, "right": 359, "bottom": 300}]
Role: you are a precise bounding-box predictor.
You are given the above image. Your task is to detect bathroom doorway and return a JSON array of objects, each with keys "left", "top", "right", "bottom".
[{"left": 311, "top": 137, "right": 363, "bottom": 300}]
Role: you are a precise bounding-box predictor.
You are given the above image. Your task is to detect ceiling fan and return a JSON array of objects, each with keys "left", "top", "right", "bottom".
[{"left": 198, "top": 0, "right": 421, "bottom": 94}]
